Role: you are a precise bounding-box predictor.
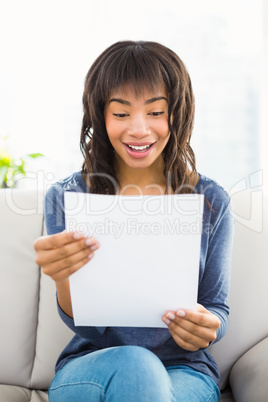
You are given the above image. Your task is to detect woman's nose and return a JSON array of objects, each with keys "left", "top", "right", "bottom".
[{"left": 128, "top": 116, "right": 151, "bottom": 137}]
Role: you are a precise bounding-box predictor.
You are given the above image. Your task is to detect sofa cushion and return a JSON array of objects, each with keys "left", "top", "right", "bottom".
[
  {"left": 0, "top": 385, "right": 48, "bottom": 402},
  {"left": 0, "top": 385, "right": 31, "bottom": 402},
  {"left": 30, "top": 270, "right": 73, "bottom": 390},
  {"left": 229, "top": 337, "right": 268, "bottom": 402}
]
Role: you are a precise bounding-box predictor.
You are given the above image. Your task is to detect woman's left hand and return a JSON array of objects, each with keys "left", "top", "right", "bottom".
[{"left": 162, "top": 303, "right": 221, "bottom": 352}]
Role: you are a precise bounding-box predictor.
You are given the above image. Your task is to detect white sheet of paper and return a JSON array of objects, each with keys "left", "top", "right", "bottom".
[{"left": 65, "top": 192, "right": 204, "bottom": 328}]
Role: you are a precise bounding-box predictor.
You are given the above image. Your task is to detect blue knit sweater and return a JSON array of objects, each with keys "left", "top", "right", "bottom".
[{"left": 44, "top": 171, "right": 234, "bottom": 386}]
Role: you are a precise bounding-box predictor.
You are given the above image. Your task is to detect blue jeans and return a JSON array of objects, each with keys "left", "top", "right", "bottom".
[{"left": 48, "top": 346, "right": 220, "bottom": 402}]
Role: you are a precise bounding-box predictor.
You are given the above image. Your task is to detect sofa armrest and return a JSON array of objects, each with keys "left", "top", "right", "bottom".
[{"left": 229, "top": 337, "right": 268, "bottom": 402}]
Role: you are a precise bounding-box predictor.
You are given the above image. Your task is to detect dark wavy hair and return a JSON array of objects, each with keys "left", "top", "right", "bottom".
[{"left": 80, "top": 40, "right": 196, "bottom": 194}]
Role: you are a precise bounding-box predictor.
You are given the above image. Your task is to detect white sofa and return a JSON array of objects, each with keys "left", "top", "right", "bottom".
[{"left": 0, "top": 188, "right": 267, "bottom": 402}]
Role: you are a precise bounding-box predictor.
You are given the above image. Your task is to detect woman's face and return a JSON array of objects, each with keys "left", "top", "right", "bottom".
[{"left": 104, "top": 86, "right": 170, "bottom": 173}]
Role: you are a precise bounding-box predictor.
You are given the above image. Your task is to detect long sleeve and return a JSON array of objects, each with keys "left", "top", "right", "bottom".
[{"left": 197, "top": 179, "right": 235, "bottom": 344}]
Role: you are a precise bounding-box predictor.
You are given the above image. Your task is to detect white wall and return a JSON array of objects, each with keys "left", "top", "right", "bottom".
[
  {"left": 261, "top": 0, "right": 268, "bottom": 194},
  {"left": 0, "top": 0, "right": 263, "bottom": 192}
]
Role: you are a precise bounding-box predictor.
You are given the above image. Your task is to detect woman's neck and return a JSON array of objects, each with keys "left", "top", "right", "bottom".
[
  {"left": 115, "top": 159, "right": 167, "bottom": 196},
  {"left": 114, "top": 156, "right": 199, "bottom": 196}
]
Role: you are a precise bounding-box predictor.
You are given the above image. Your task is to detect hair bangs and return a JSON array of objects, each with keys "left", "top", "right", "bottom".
[{"left": 100, "top": 43, "right": 167, "bottom": 100}]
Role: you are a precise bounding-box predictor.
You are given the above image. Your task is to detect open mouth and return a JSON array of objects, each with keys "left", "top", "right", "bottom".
[
  {"left": 123, "top": 142, "right": 156, "bottom": 159},
  {"left": 124, "top": 143, "right": 155, "bottom": 152}
]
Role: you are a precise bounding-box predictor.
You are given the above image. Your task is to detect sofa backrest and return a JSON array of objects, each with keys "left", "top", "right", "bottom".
[{"left": 209, "top": 190, "right": 268, "bottom": 389}]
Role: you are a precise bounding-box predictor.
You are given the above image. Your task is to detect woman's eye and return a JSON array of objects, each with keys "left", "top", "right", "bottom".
[
  {"left": 149, "top": 112, "right": 164, "bottom": 116},
  {"left": 113, "top": 113, "right": 129, "bottom": 118}
]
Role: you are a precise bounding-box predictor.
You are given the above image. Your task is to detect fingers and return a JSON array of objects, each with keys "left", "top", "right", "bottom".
[
  {"left": 34, "top": 230, "right": 84, "bottom": 251},
  {"left": 44, "top": 250, "right": 93, "bottom": 283},
  {"left": 162, "top": 306, "right": 220, "bottom": 351},
  {"left": 168, "top": 315, "right": 215, "bottom": 350},
  {"left": 40, "top": 239, "right": 95, "bottom": 279},
  {"left": 163, "top": 305, "right": 220, "bottom": 329},
  {"left": 34, "top": 230, "right": 100, "bottom": 283},
  {"left": 169, "top": 325, "right": 210, "bottom": 351},
  {"left": 36, "top": 235, "right": 98, "bottom": 266}
]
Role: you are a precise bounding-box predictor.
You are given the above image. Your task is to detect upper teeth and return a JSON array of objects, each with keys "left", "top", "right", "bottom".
[{"left": 128, "top": 144, "right": 151, "bottom": 150}]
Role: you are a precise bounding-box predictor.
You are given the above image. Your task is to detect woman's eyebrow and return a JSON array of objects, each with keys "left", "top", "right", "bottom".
[
  {"left": 144, "top": 96, "right": 168, "bottom": 105},
  {"left": 109, "top": 98, "right": 131, "bottom": 106},
  {"left": 108, "top": 96, "right": 168, "bottom": 106}
]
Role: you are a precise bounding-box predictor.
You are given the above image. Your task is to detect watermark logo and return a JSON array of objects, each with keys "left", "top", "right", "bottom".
[
  {"left": 2, "top": 170, "right": 56, "bottom": 215},
  {"left": 228, "top": 170, "right": 263, "bottom": 233},
  {"left": 67, "top": 217, "right": 204, "bottom": 239},
  {"left": 1, "top": 169, "right": 265, "bottom": 236}
]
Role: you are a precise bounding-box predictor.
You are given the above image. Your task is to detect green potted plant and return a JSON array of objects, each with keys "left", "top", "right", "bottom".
[{"left": 0, "top": 135, "right": 44, "bottom": 188}]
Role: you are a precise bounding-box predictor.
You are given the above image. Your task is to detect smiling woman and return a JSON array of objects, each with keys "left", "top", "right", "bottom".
[
  {"left": 81, "top": 41, "right": 196, "bottom": 196},
  {"left": 33, "top": 40, "right": 234, "bottom": 402}
]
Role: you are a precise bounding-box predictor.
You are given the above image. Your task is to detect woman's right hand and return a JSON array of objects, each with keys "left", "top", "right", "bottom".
[{"left": 33, "top": 231, "right": 100, "bottom": 284}]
